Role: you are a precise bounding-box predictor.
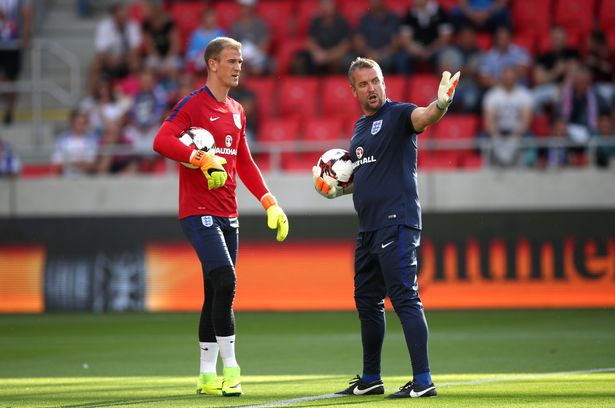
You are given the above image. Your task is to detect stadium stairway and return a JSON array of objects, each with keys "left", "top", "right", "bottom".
[
  {"left": 13, "top": 0, "right": 121, "bottom": 122},
  {"left": 5, "top": 1, "right": 130, "bottom": 153}
]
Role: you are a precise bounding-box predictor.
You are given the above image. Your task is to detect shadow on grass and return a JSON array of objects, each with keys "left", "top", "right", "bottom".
[{"left": 59, "top": 394, "right": 199, "bottom": 408}]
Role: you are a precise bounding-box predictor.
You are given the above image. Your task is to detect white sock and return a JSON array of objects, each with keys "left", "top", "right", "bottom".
[
  {"left": 199, "top": 342, "right": 219, "bottom": 374},
  {"left": 216, "top": 335, "right": 239, "bottom": 368}
]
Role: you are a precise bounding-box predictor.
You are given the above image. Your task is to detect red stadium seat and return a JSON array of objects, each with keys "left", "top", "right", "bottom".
[
  {"left": 607, "top": 29, "right": 615, "bottom": 52},
  {"left": 296, "top": 1, "right": 321, "bottom": 39},
  {"left": 243, "top": 77, "right": 277, "bottom": 120},
  {"left": 213, "top": 1, "right": 241, "bottom": 32},
  {"left": 321, "top": 76, "right": 362, "bottom": 117},
  {"left": 555, "top": 0, "right": 596, "bottom": 38},
  {"left": 278, "top": 77, "right": 320, "bottom": 119},
  {"left": 599, "top": 0, "right": 615, "bottom": 32},
  {"left": 384, "top": 0, "right": 410, "bottom": 16},
  {"left": 258, "top": 118, "right": 300, "bottom": 170},
  {"left": 531, "top": 114, "right": 552, "bottom": 137},
  {"left": 275, "top": 38, "right": 306, "bottom": 75},
  {"left": 20, "top": 164, "right": 62, "bottom": 178},
  {"left": 406, "top": 74, "right": 439, "bottom": 107},
  {"left": 258, "top": 118, "right": 299, "bottom": 142},
  {"left": 170, "top": 3, "right": 208, "bottom": 53},
  {"left": 303, "top": 117, "right": 344, "bottom": 142},
  {"left": 127, "top": 1, "right": 147, "bottom": 24},
  {"left": 476, "top": 32, "right": 493, "bottom": 51},
  {"left": 419, "top": 152, "right": 460, "bottom": 170},
  {"left": 513, "top": 32, "right": 536, "bottom": 56},
  {"left": 281, "top": 151, "right": 321, "bottom": 172},
  {"left": 256, "top": 0, "right": 294, "bottom": 49},
  {"left": 438, "top": 0, "right": 459, "bottom": 12},
  {"left": 384, "top": 75, "right": 407, "bottom": 102},
  {"left": 432, "top": 115, "right": 480, "bottom": 168},
  {"left": 512, "top": 0, "right": 552, "bottom": 38},
  {"left": 537, "top": 28, "right": 581, "bottom": 53},
  {"left": 293, "top": 116, "right": 346, "bottom": 173},
  {"left": 253, "top": 154, "right": 271, "bottom": 173},
  {"left": 459, "top": 152, "right": 483, "bottom": 169},
  {"left": 435, "top": 115, "right": 479, "bottom": 140},
  {"left": 339, "top": 0, "right": 369, "bottom": 28}
]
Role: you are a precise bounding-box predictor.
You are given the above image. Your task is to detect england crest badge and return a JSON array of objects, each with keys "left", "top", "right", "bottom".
[
  {"left": 233, "top": 113, "right": 242, "bottom": 129},
  {"left": 371, "top": 120, "right": 383, "bottom": 135},
  {"left": 201, "top": 216, "right": 213, "bottom": 227}
]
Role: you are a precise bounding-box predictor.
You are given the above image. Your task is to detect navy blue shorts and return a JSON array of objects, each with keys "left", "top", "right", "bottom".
[
  {"left": 354, "top": 225, "right": 422, "bottom": 306},
  {"left": 180, "top": 215, "right": 239, "bottom": 277}
]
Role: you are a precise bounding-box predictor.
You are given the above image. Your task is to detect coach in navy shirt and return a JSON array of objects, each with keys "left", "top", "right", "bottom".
[{"left": 313, "top": 57, "right": 459, "bottom": 399}]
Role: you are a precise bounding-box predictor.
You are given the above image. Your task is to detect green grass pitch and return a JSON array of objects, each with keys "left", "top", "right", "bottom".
[{"left": 1, "top": 310, "right": 614, "bottom": 407}]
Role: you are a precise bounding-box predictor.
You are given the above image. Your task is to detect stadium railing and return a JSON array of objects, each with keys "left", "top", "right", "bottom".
[
  {"left": 0, "top": 39, "right": 81, "bottom": 145},
  {"left": 11, "top": 136, "right": 615, "bottom": 176}
]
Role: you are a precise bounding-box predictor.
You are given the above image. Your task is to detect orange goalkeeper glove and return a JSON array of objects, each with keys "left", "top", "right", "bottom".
[
  {"left": 260, "top": 193, "right": 289, "bottom": 242},
  {"left": 189, "top": 150, "right": 228, "bottom": 190}
]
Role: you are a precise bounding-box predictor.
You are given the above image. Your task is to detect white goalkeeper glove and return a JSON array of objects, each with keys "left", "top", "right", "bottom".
[
  {"left": 436, "top": 71, "right": 460, "bottom": 110},
  {"left": 312, "top": 166, "right": 344, "bottom": 199}
]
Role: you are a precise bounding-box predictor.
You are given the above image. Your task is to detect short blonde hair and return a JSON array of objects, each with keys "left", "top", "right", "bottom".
[
  {"left": 204, "top": 37, "right": 242, "bottom": 70},
  {"left": 348, "top": 57, "right": 384, "bottom": 86}
]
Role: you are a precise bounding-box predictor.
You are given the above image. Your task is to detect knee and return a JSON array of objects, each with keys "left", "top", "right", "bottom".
[
  {"left": 209, "top": 266, "right": 236, "bottom": 293},
  {"left": 354, "top": 296, "right": 385, "bottom": 315}
]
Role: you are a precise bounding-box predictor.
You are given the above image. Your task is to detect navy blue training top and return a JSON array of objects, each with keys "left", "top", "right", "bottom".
[{"left": 349, "top": 100, "right": 421, "bottom": 232}]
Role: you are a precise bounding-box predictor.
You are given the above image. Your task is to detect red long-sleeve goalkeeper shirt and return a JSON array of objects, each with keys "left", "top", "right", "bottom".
[{"left": 153, "top": 86, "right": 270, "bottom": 219}]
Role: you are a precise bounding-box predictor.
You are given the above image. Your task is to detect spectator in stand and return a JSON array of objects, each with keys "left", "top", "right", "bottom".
[
  {"left": 532, "top": 26, "right": 580, "bottom": 113},
  {"left": 292, "top": 0, "right": 352, "bottom": 75},
  {"left": 96, "top": 119, "right": 139, "bottom": 174},
  {"left": 481, "top": 65, "right": 535, "bottom": 167},
  {"left": 585, "top": 30, "right": 615, "bottom": 104},
  {"left": 230, "top": 0, "right": 271, "bottom": 75},
  {"left": 478, "top": 26, "right": 531, "bottom": 89},
  {"left": 450, "top": 0, "right": 511, "bottom": 33},
  {"left": 542, "top": 115, "right": 569, "bottom": 168},
  {"left": 0, "top": 135, "right": 20, "bottom": 176},
  {"left": 354, "top": 0, "right": 401, "bottom": 74},
  {"left": 594, "top": 115, "right": 615, "bottom": 168},
  {"left": 90, "top": 3, "right": 142, "bottom": 88},
  {"left": 398, "top": 0, "right": 453, "bottom": 73},
  {"left": 0, "top": 0, "right": 32, "bottom": 125},
  {"left": 166, "top": 70, "right": 196, "bottom": 112},
  {"left": 558, "top": 65, "right": 610, "bottom": 163},
  {"left": 185, "top": 8, "right": 225, "bottom": 72},
  {"left": 80, "top": 78, "right": 130, "bottom": 136},
  {"left": 124, "top": 68, "right": 167, "bottom": 168},
  {"left": 437, "top": 24, "right": 482, "bottom": 113},
  {"left": 142, "top": 1, "right": 181, "bottom": 80},
  {"left": 229, "top": 78, "right": 257, "bottom": 143},
  {"left": 52, "top": 110, "right": 99, "bottom": 177}
]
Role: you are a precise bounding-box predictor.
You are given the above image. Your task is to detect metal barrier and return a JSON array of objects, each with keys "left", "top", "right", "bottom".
[
  {"left": 0, "top": 39, "right": 81, "bottom": 145},
  {"left": 11, "top": 136, "right": 615, "bottom": 175}
]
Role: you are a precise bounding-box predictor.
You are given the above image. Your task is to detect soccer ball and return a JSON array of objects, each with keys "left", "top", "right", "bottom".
[
  {"left": 178, "top": 127, "right": 216, "bottom": 169},
  {"left": 316, "top": 148, "right": 354, "bottom": 188}
]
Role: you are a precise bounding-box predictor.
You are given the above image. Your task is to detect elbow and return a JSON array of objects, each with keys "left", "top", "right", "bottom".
[{"left": 152, "top": 135, "right": 162, "bottom": 155}]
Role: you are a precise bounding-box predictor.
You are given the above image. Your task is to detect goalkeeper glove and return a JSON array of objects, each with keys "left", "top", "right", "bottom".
[
  {"left": 436, "top": 71, "right": 461, "bottom": 110},
  {"left": 190, "top": 150, "right": 228, "bottom": 190},
  {"left": 260, "top": 193, "right": 289, "bottom": 242},
  {"left": 312, "top": 166, "right": 344, "bottom": 199}
]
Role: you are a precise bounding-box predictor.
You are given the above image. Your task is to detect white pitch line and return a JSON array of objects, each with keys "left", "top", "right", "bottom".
[{"left": 241, "top": 367, "right": 615, "bottom": 408}]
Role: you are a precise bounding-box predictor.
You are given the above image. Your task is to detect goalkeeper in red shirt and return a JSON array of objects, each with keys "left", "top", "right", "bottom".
[{"left": 153, "top": 37, "right": 288, "bottom": 397}]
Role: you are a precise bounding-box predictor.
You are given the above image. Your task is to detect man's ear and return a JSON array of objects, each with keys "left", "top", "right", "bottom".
[{"left": 208, "top": 59, "right": 217, "bottom": 73}]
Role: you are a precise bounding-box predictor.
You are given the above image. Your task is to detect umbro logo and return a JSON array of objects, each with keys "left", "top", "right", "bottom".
[{"left": 210, "top": 116, "right": 220, "bottom": 122}]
